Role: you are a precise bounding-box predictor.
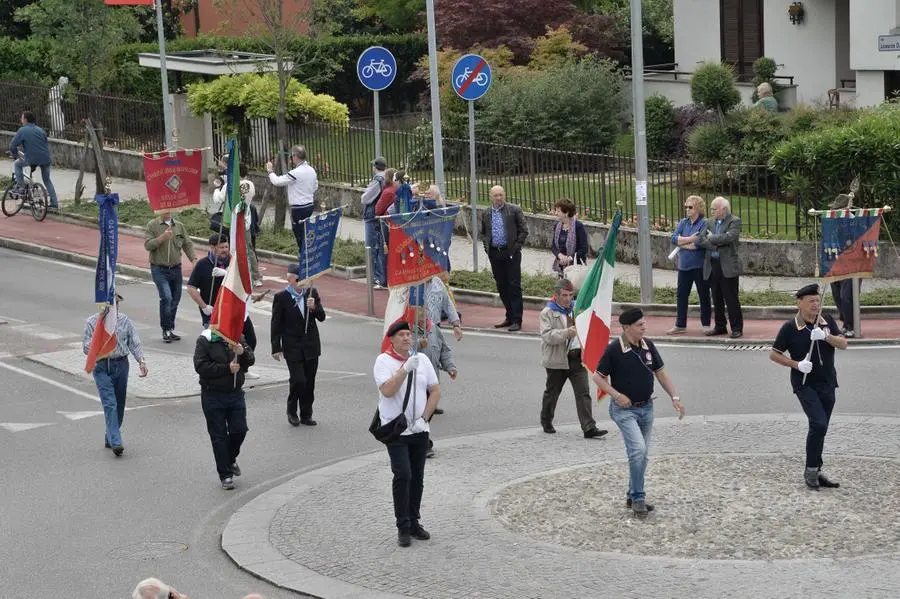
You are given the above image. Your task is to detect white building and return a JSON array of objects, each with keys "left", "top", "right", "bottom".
[{"left": 651, "top": 0, "right": 900, "bottom": 108}]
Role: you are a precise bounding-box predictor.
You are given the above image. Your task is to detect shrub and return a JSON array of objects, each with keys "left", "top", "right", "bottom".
[
  {"left": 686, "top": 121, "right": 731, "bottom": 161},
  {"left": 644, "top": 94, "right": 675, "bottom": 158},
  {"left": 690, "top": 62, "right": 741, "bottom": 114},
  {"left": 671, "top": 103, "right": 717, "bottom": 157},
  {"left": 751, "top": 56, "right": 780, "bottom": 103}
]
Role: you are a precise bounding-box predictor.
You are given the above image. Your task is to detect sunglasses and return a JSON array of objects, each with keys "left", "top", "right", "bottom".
[{"left": 683, "top": 205, "right": 694, "bottom": 209}]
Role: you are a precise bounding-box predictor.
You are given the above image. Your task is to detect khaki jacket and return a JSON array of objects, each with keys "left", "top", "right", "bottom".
[
  {"left": 144, "top": 218, "right": 196, "bottom": 266},
  {"left": 540, "top": 306, "right": 571, "bottom": 369}
]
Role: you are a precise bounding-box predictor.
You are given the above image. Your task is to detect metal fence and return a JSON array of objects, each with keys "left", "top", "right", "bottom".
[
  {"left": 214, "top": 118, "right": 808, "bottom": 240},
  {"left": 0, "top": 81, "right": 165, "bottom": 152}
]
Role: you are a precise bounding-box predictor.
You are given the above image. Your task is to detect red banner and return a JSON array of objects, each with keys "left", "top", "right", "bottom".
[
  {"left": 105, "top": 0, "right": 154, "bottom": 5},
  {"left": 143, "top": 149, "right": 203, "bottom": 213}
]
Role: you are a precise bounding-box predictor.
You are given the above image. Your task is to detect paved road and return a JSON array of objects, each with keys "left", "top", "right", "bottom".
[{"left": 1, "top": 247, "right": 898, "bottom": 598}]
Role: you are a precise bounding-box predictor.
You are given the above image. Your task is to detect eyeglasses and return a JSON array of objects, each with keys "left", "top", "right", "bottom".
[{"left": 683, "top": 205, "right": 694, "bottom": 209}]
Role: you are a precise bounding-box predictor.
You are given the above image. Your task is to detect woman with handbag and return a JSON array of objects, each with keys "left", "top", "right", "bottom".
[
  {"left": 372, "top": 321, "right": 441, "bottom": 547},
  {"left": 551, "top": 198, "right": 589, "bottom": 278}
]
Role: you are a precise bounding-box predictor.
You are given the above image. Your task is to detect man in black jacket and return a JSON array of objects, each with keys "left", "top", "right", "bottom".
[
  {"left": 480, "top": 185, "right": 529, "bottom": 331},
  {"left": 271, "top": 264, "right": 326, "bottom": 427},
  {"left": 194, "top": 329, "right": 255, "bottom": 490}
]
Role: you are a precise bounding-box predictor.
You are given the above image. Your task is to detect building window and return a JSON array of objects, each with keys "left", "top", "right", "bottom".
[{"left": 720, "top": 0, "right": 764, "bottom": 80}]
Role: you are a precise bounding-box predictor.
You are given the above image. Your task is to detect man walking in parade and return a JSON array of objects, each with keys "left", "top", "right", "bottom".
[
  {"left": 194, "top": 327, "right": 255, "bottom": 490},
  {"left": 145, "top": 211, "right": 196, "bottom": 342},
  {"left": 266, "top": 145, "right": 318, "bottom": 251},
  {"left": 592, "top": 308, "right": 685, "bottom": 517},
  {"left": 539, "top": 278, "right": 607, "bottom": 439},
  {"left": 271, "top": 264, "right": 326, "bottom": 427},
  {"left": 187, "top": 233, "right": 230, "bottom": 329},
  {"left": 480, "top": 185, "right": 528, "bottom": 331},
  {"left": 770, "top": 284, "right": 847, "bottom": 489},
  {"left": 82, "top": 294, "right": 148, "bottom": 457}
]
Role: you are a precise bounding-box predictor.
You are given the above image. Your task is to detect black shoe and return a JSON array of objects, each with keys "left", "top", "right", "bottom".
[
  {"left": 818, "top": 471, "right": 840, "bottom": 488},
  {"left": 222, "top": 477, "right": 235, "bottom": 490},
  {"left": 584, "top": 428, "right": 608, "bottom": 439},
  {"left": 542, "top": 424, "right": 556, "bottom": 434},
  {"left": 167, "top": 330, "right": 181, "bottom": 341},
  {"left": 112, "top": 445, "right": 124, "bottom": 457},
  {"left": 508, "top": 323, "right": 522, "bottom": 332},
  {"left": 287, "top": 413, "right": 301, "bottom": 427},
  {"left": 631, "top": 498, "right": 649, "bottom": 517},
  {"left": 397, "top": 531, "right": 411, "bottom": 547},
  {"left": 433, "top": 408, "right": 444, "bottom": 415},
  {"left": 494, "top": 320, "right": 512, "bottom": 328},
  {"left": 705, "top": 328, "right": 727, "bottom": 337},
  {"left": 300, "top": 418, "right": 317, "bottom": 426},
  {"left": 162, "top": 331, "right": 173, "bottom": 343},
  {"left": 626, "top": 498, "right": 654, "bottom": 512},
  {"left": 231, "top": 462, "right": 241, "bottom": 477},
  {"left": 804, "top": 467, "right": 820, "bottom": 490},
  {"left": 411, "top": 524, "right": 431, "bottom": 540},
  {"left": 104, "top": 440, "right": 111, "bottom": 448},
  {"left": 729, "top": 330, "right": 743, "bottom": 339}
]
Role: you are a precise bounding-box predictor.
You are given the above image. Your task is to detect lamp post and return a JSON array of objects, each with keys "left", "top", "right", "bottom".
[
  {"left": 630, "top": 0, "right": 653, "bottom": 303},
  {"left": 424, "top": 0, "right": 445, "bottom": 195}
]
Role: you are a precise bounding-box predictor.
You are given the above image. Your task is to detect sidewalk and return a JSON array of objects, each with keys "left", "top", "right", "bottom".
[{"left": 3, "top": 214, "right": 900, "bottom": 343}]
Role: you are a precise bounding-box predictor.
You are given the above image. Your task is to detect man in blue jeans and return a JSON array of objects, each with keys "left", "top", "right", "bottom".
[
  {"left": 145, "top": 211, "right": 197, "bottom": 342},
  {"left": 592, "top": 308, "right": 685, "bottom": 518},
  {"left": 361, "top": 156, "right": 387, "bottom": 287},
  {"left": 82, "top": 294, "right": 148, "bottom": 457},
  {"left": 9, "top": 110, "right": 59, "bottom": 209}
]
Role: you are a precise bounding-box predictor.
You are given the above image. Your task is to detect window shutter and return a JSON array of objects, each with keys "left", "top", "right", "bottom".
[
  {"left": 720, "top": 0, "right": 741, "bottom": 64},
  {"left": 720, "top": 0, "right": 764, "bottom": 80}
]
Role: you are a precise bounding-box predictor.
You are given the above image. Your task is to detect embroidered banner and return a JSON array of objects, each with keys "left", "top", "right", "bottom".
[
  {"left": 386, "top": 206, "right": 459, "bottom": 288},
  {"left": 143, "top": 149, "right": 203, "bottom": 213},
  {"left": 296, "top": 207, "right": 343, "bottom": 285},
  {"left": 820, "top": 208, "right": 883, "bottom": 281},
  {"left": 94, "top": 194, "right": 120, "bottom": 305}
]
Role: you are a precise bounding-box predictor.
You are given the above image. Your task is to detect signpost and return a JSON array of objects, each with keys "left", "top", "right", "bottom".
[
  {"left": 630, "top": 0, "right": 653, "bottom": 303},
  {"left": 356, "top": 46, "right": 397, "bottom": 158},
  {"left": 452, "top": 54, "right": 493, "bottom": 270}
]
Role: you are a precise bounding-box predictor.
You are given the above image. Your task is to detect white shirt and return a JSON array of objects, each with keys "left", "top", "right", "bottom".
[
  {"left": 268, "top": 162, "right": 318, "bottom": 207},
  {"left": 374, "top": 352, "right": 438, "bottom": 434}
]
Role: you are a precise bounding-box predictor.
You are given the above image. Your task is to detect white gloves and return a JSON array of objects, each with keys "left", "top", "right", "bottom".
[
  {"left": 403, "top": 355, "right": 419, "bottom": 373},
  {"left": 408, "top": 417, "right": 428, "bottom": 434},
  {"left": 202, "top": 305, "right": 214, "bottom": 316},
  {"left": 797, "top": 359, "right": 813, "bottom": 374},
  {"left": 212, "top": 267, "right": 227, "bottom": 278},
  {"left": 810, "top": 327, "right": 827, "bottom": 342}
]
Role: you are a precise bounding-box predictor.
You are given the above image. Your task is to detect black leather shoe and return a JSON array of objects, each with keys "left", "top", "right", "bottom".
[
  {"left": 287, "top": 413, "right": 301, "bottom": 427},
  {"left": 112, "top": 445, "right": 124, "bottom": 457},
  {"left": 231, "top": 462, "right": 241, "bottom": 477},
  {"left": 167, "top": 330, "right": 181, "bottom": 341},
  {"left": 705, "top": 328, "right": 727, "bottom": 337},
  {"left": 804, "top": 467, "right": 820, "bottom": 490},
  {"left": 433, "top": 408, "right": 444, "bottom": 415},
  {"left": 626, "top": 498, "right": 655, "bottom": 512},
  {"left": 300, "top": 419, "right": 317, "bottom": 426},
  {"left": 729, "top": 330, "right": 743, "bottom": 339},
  {"left": 631, "top": 498, "right": 649, "bottom": 517},
  {"left": 411, "top": 525, "right": 431, "bottom": 540},
  {"left": 818, "top": 471, "right": 840, "bottom": 488},
  {"left": 508, "top": 323, "right": 522, "bottom": 332},
  {"left": 584, "top": 428, "right": 608, "bottom": 439},
  {"left": 162, "top": 331, "right": 173, "bottom": 343},
  {"left": 494, "top": 320, "right": 512, "bottom": 328},
  {"left": 397, "top": 531, "right": 411, "bottom": 547},
  {"left": 542, "top": 424, "right": 556, "bottom": 434}
]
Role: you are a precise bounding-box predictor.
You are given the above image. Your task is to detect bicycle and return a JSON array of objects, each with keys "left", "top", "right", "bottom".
[
  {"left": 361, "top": 59, "right": 393, "bottom": 79},
  {"left": 2, "top": 152, "right": 48, "bottom": 221},
  {"left": 454, "top": 68, "right": 489, "bottom": 89}
]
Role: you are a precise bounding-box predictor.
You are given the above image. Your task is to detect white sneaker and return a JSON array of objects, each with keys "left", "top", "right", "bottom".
[
  {"left": 245, "top": 369, "right": 260, "bottom": 379},
  {"left": 253, "top": 279, "right": 263, "bottom": 288}
]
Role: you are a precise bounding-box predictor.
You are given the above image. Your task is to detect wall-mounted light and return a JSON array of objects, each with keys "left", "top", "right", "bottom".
[{"left": 788, "top": 2, "right": 805, "bottom": 25}]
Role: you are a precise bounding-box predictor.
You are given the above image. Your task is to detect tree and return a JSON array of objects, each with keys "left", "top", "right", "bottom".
[
  {"left": 588, "top": 0, "right": 674, "bottom": 45},
  {"left": 310, "top": 0, "right": 386, "bottom": 36},
  {"left": 0, "top": 0, "right": 31, "bottom": 38},
  {"left": 133, "top": 0, "right": 189, "bottom": 42},
  {"left": 354, "top": 0, "right": 424, "bottom": 33},
  {"left": 15, "top": 0, "right": 143, "bottom": 91}
]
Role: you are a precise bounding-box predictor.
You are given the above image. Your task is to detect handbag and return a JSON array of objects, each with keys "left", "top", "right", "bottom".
[{"left": 369, "top": 372, "right": 415, "bottom": 444}]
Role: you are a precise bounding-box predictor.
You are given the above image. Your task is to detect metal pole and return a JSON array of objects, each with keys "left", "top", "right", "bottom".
[
  {"left": 468, "top": 101, "right": 478, "bottom": 270},
  {"left": 425, "top": 0, "right": 446, "bottom": 195},
  {"left": 630, "top": 0, "right": 653, "bottom": 304},
  {"left": 373, "top": 90, "right": 381, "bottom": 158},
  {"left": 156, "top": 0, "right": 174, "bottom": 149},
  {"left": 365, "top": 245, "right": 375, "bottom": 316},
  {"left": 852, "top": 277, "right": 861, "bottom": 338}
]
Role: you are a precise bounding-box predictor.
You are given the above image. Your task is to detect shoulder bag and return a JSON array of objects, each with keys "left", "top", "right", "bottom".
[{"left": 369, "top": 372, "right": 414, "bottom": 444}]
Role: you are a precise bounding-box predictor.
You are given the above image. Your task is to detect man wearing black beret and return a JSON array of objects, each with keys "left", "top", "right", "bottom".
[
  {"left": 592, "top": 307, "right": 685, "bottom": 518},
  {"left": 770, "top": 284, "right": 848, "bottom": 489}
]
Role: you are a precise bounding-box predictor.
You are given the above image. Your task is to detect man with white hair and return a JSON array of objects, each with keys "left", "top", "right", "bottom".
[
  {"left": 688, "top": 196, "right": 745, "bottom": 339},
  {"left": 131, "top": 577, "right": 187, "bottom": 599}
]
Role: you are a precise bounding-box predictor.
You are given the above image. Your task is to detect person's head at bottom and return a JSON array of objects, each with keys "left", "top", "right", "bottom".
[{"left": 131, "top": 578, "right": 186, "bottom": 599}]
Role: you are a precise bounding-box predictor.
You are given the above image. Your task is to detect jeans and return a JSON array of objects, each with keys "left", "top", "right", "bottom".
[
  {"left": 609, "top": 402, "right": 654, "bottom": 501},
  {"left": 15, "top": 160, "right": 58, "bottom": 207},
  {"left": 709, "top": 258, "right": 743, "bottom": 332},
  {"left": 488, "top": 247, "right": 524, "bottom": 324},
  {"left": 150, "top": 264, "right": 182, "bottom": 332},
  {"left": 675, "top": 268, "right": 711, "bottom": 328},
  {"left": 291, "top": 204, "right": 315, "bottom": 254},
  {"left": 365, "top": 217, "right": 386, "bottom": 286},
  {"left": 286, "top": 357, "right": 319, "bottom": 420},
  {"left": 540, "top": 350, "right": 596, "bottom": 432},
  {"left": 386, "top": 432, "right": 429, "bottom": 532},
  {"left": 796, "top": 384, "right": 836, "bottom": 469},
  {"left": 92, "top": 357, "right": 129, "bottom": 447},
  {"left": 201, "top": 390, "right": 248, "bottom": 480}
]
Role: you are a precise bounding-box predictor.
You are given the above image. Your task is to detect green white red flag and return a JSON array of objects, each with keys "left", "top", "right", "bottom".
[
  {"left": 574, "top": 211, "right": 622, "bottom": 393},
  {"left": 209, "top": 202, "right": 252, "bottom": 344}
]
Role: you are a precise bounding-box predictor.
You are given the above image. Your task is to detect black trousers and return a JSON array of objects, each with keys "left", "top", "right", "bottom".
[
  {"left": 291, "top": 204, "right": 315, "bottom": 252},
  {"left": 201, "top": 390, "right": 248, "bottom": 480},
  {"left": 830, "top": 279, "right": 859, "bottom": 331},
  {"left": 286, "top": 356, "right": 319, "bottom": 420},
  {"left": 709, "top": 258, "right": 743, "bottom": 332},
  {"left": 796, "top": 384, "right": 836, "bottom": 469},
  {"left": 488, "top": 246, "right": 523, "bottom": 324},
  {"left": 386, "top": 432, "right": 429, "bottom": 532},
  {"left": 540, "top": 351, "right": 596, "bottom": 432}
]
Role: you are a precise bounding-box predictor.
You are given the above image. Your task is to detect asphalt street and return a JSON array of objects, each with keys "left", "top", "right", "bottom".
[{"left": 1, "top": 246, "right": 898, "bottom": 598}]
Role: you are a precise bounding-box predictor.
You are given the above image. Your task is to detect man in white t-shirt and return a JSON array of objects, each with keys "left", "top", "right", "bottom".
[
  {"left": 265, "top": 145, "right": 318, "bottom": 251},
  {"left": 374, "top": 320, "right": 441, "bottom": 547}
]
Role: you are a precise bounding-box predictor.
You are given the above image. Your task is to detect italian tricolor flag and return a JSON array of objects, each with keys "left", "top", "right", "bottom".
[{"left": 574, "top": 211, "right": 622, "bottom": 392}]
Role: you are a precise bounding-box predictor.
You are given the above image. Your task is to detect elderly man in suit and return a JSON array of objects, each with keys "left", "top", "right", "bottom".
[
  {"left": 687, "top": 196, "right": 744, "bottom": 338},
  {"left": 480, "top": 185, "right": 529, "bottom": 331}
]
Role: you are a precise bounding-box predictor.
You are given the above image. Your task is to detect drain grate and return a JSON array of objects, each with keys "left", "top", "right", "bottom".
[
  {"left": 723, "top": 344, "right": 771, "bottom": 351},
  {"left": 108, "top": 541, "right": 188, "bottom": 560}
]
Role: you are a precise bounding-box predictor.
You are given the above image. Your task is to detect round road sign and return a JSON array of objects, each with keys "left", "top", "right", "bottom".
[
  {"left": 451, "top": 54, "right": 492, "bottom": 101},
  {"left": 356, "top": 46, "right": 397, "bottom": 92}
]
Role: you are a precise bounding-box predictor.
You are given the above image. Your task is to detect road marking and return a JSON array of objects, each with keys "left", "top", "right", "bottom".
[
  {"left": 58, "top": 410, "right": 105, "bottom": 420},
  {"left": 7, "top": 252, "right": 134, "bottom": 279},
  {"left": 11, "top": 323, "right": 74, "bottom": 340},
  {"left": 0, "top": 361, "right": 99, "bottom": 402},
  {"left": 0, "top": 422, "right": 55, "bottom": 432}
]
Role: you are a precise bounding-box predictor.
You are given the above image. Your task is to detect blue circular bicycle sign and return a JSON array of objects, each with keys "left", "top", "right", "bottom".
[
  {"left": 451, "top": 54, "right": 492, "bottom": 101},
  {"left": 356, "top": 46, "right": 397, "bottom": 92}
]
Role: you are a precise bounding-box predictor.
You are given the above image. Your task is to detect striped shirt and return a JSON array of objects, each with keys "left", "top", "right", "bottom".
[
  {"left": 268, "top": 162, "right": 318, "bottom": 207},
  {"left": 82, "top": 312, "right": 144, "bottom": 362}
]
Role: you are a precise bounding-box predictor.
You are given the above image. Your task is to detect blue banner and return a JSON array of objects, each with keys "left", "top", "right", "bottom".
[
  {"left": 297, "top": 207, "right": 343, "bottom": 284},
  {"left": 94, "top": 193, "right": 120, "bottom": 305},
  {"left": 386, "top": 206, "right": 459, "bottom": 282}
]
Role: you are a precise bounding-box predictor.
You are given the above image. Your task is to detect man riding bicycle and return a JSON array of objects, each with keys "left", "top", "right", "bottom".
[{"left": 9, "top": 110, "right": 58, "bottom": 210}]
